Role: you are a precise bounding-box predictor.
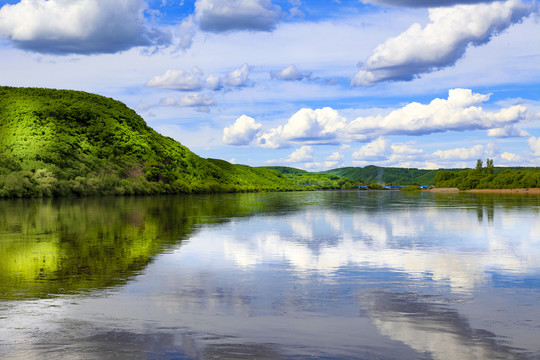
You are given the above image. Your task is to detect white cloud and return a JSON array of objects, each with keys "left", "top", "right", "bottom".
[
  {"left": 146, "top": 68, "right": 203, "bottom": 91},
  {"left": 433, "top": 144, "right": 486, "bottom": 160},
  {"left": 528, "top": 137, "right": 540, "bottom": 156},
  {"left": 178, "top": 93, "right": 216, "bottom": 107},
  {"left": 0, "top": 0, "right": 170, "bottom": 55},
  {"left": 176, "top": 16, "right": 196, "bottom": 51},
  {"left": 239, "top": 89, "right": 530, "bottom": 151},
  {"left": 285, "top": 145, "right": 314, "bottom": 163},
  {"left": 194, "top": 0, "right": 282, "bottom": 33},
  {"left": 487, "top": 125, "right": 529, "bottom": 137},
  {"left": 349, "top": 138, "right": 504, "bottom": 168},
  {"left": 257, "top": 127, "right": 286, "bottom": 149},
  {"left": 348, "top": 88, "right": 528, "bottom": 138},
  {"left": 361, "top": 0, "right": 500, "bottom": 7},
  {"left": 501, "top": 151, "right": 522, "bottom": 162},
  {"left": 205, "top": 74, "right": 222, "bottom": 90},
  {"left": 159, "top": 93, "right": 216, "bottom": 111},
  {"left": 270, "top": 64, "right": 312, "bottom": 81},
  {"left": 256, "top": 107, "right": 347, "bottom": 148},
  {"left": 223, "top": 115, "right": 263, "bottom": 145},
  {"left": 352, "top": 138, "right": 392, "bottom": 162},
  {"left": 352, "top": 0, "right": 533, "bottom": 85},
  {"left": 325, "top": 151, "right": 344, "bottom": 169},
  {"left": 147, "top": 64, "right": 250, "bottom": 91},
  {"left": 223, "top": 63, "right": 250, "bottom": 87}
]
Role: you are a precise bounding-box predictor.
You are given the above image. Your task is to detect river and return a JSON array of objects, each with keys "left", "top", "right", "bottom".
[{"left": 1, "top": 191, "right": 539, "bottom": 359}]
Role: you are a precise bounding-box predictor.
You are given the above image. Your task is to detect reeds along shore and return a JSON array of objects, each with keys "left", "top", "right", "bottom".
[{"left": 430, "top": 188, "right": 540, "bottom": 194}]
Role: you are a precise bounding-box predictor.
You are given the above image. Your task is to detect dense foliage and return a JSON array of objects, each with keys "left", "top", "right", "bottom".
[
  {"left": 435, "top": 160, "right": 540, "bottom": 190},
  {"left": 435, "top": 167, "right": 540, "bottom": 190},
  {"left": 262, "top": 166, "right": 357, "bottom": 189},
  {"left": 0, "top": 87, "right": 301, "bottom": 197}
]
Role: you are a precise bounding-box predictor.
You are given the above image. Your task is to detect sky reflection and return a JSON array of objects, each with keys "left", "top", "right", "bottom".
[{"left": 1, "top": 192, "right": 539, "bottom": 359}]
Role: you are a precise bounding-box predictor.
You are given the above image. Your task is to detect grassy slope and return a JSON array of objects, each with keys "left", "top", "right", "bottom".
[{"left": 0, "top": 87, "right": 299, "bottom": 197}]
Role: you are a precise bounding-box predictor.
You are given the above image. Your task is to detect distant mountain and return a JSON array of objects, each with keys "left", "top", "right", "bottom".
[{"left": 0, "top": 87, "right": 299, "bottom": 197}]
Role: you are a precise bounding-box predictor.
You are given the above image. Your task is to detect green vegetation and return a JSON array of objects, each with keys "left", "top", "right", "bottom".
[
  {"left": 0, "top": 86, "right": 301, "bottom": 197},
  {"left": 262, "top": 166, "right": 357, "bottom": 189},
  {"left": 323, "top": 165, "right": 445, "bottom": 186},
  {"left": 435, "top": 159, "right": 540, "bottom": 190},
  {"left": 2, "top": 87, "right": 537, "bottom": 197}
]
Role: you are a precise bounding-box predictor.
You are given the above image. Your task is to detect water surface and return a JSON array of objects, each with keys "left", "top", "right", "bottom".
[{"left": 1, "top": 191, "right": 539, "bottom": 359}]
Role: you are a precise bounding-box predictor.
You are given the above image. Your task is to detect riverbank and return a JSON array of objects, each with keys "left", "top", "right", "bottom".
[{"left": 429, "top": 188, "right": 540, "bottom": 194}]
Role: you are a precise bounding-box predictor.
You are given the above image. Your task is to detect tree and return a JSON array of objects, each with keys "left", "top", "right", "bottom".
[
  {"left": 476, "top": 159, "right": 483, "bottom": 173},
  {"left": 486, "top": 158, "right": 494, "bottom": 175}
]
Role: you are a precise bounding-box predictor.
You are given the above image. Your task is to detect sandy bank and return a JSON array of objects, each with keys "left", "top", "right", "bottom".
[
  {"left": 463, "top": 188, "right": 540, "bottom": 194},
  {"left": 429, "top": 188, "right": 540, "bottom": 194},
  {"left": 428, "top": 188, "right": 460, "bottom": 193}
]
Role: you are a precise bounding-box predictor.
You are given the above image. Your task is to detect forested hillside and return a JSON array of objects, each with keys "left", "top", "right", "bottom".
[
  {"left": 261, "top": 166, "right": 357, "bottom": 189},
  {"left": 323, "top": 166, "right": 444, "bottom": 186},
  {"left": 435, "top": 167, "right": 540, "bottom": 190},
  {"left": 0, "top": 87, "right": 299, "bottom": 197}
]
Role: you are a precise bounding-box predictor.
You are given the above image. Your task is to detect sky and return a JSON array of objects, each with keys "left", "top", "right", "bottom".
[{"left": 0, "top": 0, "right": 539, "bottom": 170}]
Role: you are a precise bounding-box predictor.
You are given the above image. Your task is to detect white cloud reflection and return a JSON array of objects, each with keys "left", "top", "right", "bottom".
[{"left": 213, "top": 205, "right": 540, "bottom": 292}]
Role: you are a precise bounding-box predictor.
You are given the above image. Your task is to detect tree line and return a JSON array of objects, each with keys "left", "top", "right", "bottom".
[{"left": 435, "top": 159, "right": 540, "bottom": 190}]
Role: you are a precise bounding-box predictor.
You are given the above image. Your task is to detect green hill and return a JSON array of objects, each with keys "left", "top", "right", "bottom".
[
  {"left": 0, "top": 86, "right": 299, "bottom": 197},
  {"left": 261, "top": 166, "right": 357, "bottom": 189},
  {"left": 322, "top": 166, "right": 442, "bottom": 185}
]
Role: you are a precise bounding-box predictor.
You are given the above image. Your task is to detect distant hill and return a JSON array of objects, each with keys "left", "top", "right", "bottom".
[
  {"left": 322, "top": 166, "right": 444, "bottom": 186},
  {"left": 261, "top": 166, "right": 356, "bottom": 189},
  {"left": 0, "top": 87, "right": 300, "bottom": 197},
  {"left": 324, "top": 165, "right": 540, "bottom": 187}
]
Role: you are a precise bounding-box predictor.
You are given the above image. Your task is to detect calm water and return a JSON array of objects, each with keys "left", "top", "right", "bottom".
[{"left": 1, "top": 191, "right": 539, "bottom": 359}]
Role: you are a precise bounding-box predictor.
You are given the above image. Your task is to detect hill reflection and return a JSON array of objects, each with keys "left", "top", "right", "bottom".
[{"left": 0, "top": 193, "right": 300, "bottom": 300}]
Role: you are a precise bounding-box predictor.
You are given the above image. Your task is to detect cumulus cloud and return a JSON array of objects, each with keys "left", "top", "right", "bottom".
[
  {"left": 270, "top": 64, "right": 312, "bottom": 81},
  {"left": 352, "top": 0, "right": 533, "bottom": 85},
  {"left": 351, "top": 138, "right": 501, "bottom": 168},
  {"left": 348, "top": 89, "right": 528, "bottom": 139},
  {"left": 501, "top": 152, "right": 522, "bottom": 162},
  {"left": 194, "top": 0, "right": 282, "bottom": 33},
  {"left": 325, "top": 152, "right": 344, "bottom": 169},
  {"left": 147, "top": 68, "right": 204, "bottom": 91},
  {"left": 285, "top": 145, "right": 314, "bottom": 163},
  {"left": 222, "top": 115, "right": 262, "bottom": 145},
  {"left": 257, "top": 107, "right": 347, "bottom": 148},
  {"left": 529, "top": 137, "right": 540, "bottom": 156},
  {"left": 352, "top": 138, "right": 392, "bottom": 162},
  {"left": 223, "top": 63, "right": 250, "bottom": 87},
  {"left": 486, "top": 125, "right": 529, "bottom": 137},
  {"left": 0, "top": 0, "right": 170, "bottom": 55},
  {"left": 226, "top": 89, "right": 531, "bottom": 153},
  {"left": 205, "top": 74, "right": 222, "bottom": 90},
  {"left": 361, "top": 0, "right": 500, "bottom": 7},
  {"left": 352, "top": 138, "right": 429, "bottom": 167},
  {"left": 433, "top": 144, "right": 486, "bottom": 160}
]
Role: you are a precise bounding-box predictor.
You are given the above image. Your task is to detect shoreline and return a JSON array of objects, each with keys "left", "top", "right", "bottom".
[{"left": 429, "top": 187, "right": 540, "bottom": 194}]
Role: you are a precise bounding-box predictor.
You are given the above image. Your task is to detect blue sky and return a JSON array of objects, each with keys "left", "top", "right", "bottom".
[{"left": 0, "top": 0, "right": 539, "bottom": 170}]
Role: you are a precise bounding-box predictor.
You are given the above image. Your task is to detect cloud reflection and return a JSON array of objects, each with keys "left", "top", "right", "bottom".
[{"left": 218, "top": 205, "right": 540, "bottom": 292}]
